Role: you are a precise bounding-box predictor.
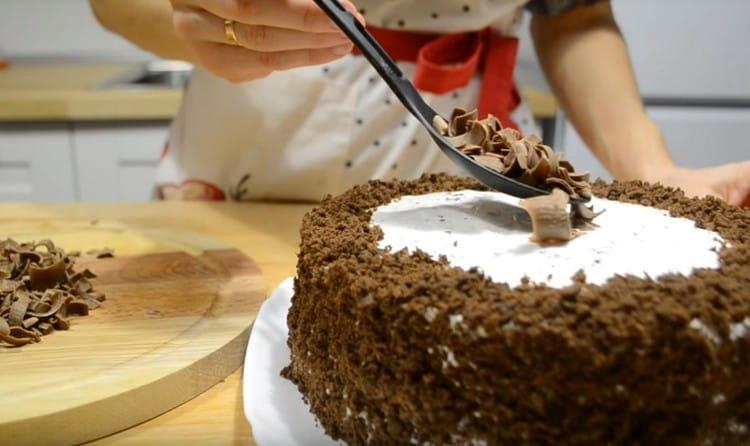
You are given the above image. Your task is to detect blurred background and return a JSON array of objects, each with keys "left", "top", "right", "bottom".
[{"left": 0, "top": 0, "right": 748, "bottom": 202}]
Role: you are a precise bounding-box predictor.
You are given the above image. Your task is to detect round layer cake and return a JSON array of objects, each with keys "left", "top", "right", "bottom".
[{"left": 283, "top": 173, "right": 750, "bottom": 445}]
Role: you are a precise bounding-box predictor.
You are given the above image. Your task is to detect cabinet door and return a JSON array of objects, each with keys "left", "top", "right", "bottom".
[
  {"left": 72, "top": 122, "right": 168, "bottom": 202},
  {"left": 0, "top": 124, "right": 76, "bottom": 201},
  {"left": 559, "top": 107, "right": 750, "bottom": 181}
]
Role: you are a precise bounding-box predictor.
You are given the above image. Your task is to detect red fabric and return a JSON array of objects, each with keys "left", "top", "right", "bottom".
[
  {"left": 353, "top": 27, "right": 521, "bottom": 130},
  {"left": 159, "top": 179, "right": 226, "bottom": 201}
]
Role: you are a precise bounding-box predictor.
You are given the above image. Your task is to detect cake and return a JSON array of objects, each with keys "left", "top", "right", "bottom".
[{"left": 283, "top": 174, "right": 750, "bottom": 446}]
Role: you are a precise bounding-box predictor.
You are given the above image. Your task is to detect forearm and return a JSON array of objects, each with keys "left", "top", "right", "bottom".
[
  {"left": 89, "top": 0, "right": 194, "bottom": 62},
  {"left": 531, "top": 2, "right": 673, "bottom": 181}
]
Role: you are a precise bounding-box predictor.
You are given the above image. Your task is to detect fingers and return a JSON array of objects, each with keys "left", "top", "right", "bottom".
[
  {"left": 739, "top": 185, "right": 750, "bottom": 208},
  {"left": 169, "top": 0, "right": 363, "bottom": 83},
  {"left": 178, "top": 0, "right": 363, "bottom": 33},
  {"left": 725, "top": 180, "right": 750, "bottom": 208},
  {"left": 732, "top": 160, "right": 750, "bottom": 179},
  {"left": 173, "top": 7, "right": 350, "bottom": 51},
  {"left": 192, "top": 41, "right": 352, "bottom": 83},
  {"left": 706, "top": 161, "right": 750, "bottom": 207},
  {"left": 730, "top": 161, "right": 750, "bottom": 208}
]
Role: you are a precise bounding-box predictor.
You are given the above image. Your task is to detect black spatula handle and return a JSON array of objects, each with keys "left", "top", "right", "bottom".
[{"left": 313, "top": 0, "right": 436, "bottom": 126}]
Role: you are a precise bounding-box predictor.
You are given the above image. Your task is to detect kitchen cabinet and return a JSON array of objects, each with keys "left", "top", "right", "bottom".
[
  {"left": 560, "top": 107, "right": 750, "bottom": 181},
  {"left": 0, "top": 124, "right": 76, "bottom": 201},
  {"left": 0, "top": 122, "right": 167, "bottom": 202},
  {"left": 72, "top": 122, "right": 168, "bottom": 201},
  {"left": 0, "top": 59, "right": 179, "bottom": 202}
]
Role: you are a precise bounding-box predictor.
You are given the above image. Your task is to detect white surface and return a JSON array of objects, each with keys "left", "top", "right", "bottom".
[
  {"left": 0, "top": 124, "right": 76, "bottom": 201},
  {"left": 372, "top": 190, "right": 723, "bottom": 289},
  {"left": 72, "top": 122, "right": 168, "bottom": 201},
  {"left": 243, "top": 278, "right": 341, "bottom": 446},
  {"left": 560, "top": 106, "right": 750, "bottom": 181}
]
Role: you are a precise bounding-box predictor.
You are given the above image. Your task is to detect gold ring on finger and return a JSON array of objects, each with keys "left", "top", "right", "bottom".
[{"left": 224, "top": 19, "right": 239, "bottom": 46}]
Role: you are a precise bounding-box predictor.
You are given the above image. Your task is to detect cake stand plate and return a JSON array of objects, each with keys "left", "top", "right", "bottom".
[{"left": 243, "top": 278, "right": 342, "bottom": 446}]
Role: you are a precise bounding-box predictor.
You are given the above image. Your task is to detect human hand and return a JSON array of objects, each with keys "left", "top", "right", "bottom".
[
  {"left": 170, "top": 0, "right": 363, "bottom": 83},
  {"left": 651, "top": 162, "right": 750, "bottom": 208}
]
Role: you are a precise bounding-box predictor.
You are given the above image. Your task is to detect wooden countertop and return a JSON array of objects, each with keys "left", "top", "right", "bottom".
[
  {"left": 0, "top": 63, "right": 557, "bottom": 123},
  {"left": 0, "top": 201, "right": 315, "bottom": 445},
  {"left": 0, "top": 64, "right": 182, "bottom": 122}
]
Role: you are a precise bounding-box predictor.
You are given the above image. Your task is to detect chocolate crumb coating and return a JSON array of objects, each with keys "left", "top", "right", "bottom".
[{"left": 283, "top": 173, "right": 750, "bottom": 445}]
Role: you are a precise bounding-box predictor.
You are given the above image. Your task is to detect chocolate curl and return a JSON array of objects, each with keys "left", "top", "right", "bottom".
[
  {"left": 434, "top": 107, "right": 599, "bottom": 225},
  {"left": 520, "top": 189, "right": 574, "bottom": 243}
]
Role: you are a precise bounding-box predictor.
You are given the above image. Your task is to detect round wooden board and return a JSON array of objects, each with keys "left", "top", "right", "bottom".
[{"left": 0, "top": 220, "right": 265, "bottom": 446}]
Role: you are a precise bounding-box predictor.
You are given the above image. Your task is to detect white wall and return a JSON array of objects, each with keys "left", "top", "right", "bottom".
[
  {"left": 517, "top": 0, "right": 750, "bottom": 99},
  {"left": 613, "top": 0, "right": 750, "bottom": 101},
  {"left": 0, "top": 0, "right": 153, "bottom": 61}
]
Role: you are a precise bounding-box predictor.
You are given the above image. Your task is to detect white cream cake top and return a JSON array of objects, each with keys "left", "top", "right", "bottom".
[{"left": 371, "top": 190, "right": 724, "bottom": 289}]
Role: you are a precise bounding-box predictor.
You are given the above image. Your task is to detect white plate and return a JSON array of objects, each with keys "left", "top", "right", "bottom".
[{"left": 243, "top": 278, "right": 343, "bottom": 446}]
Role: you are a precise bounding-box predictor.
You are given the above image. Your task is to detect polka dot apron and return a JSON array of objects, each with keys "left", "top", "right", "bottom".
[{"left": 157, "top": 0, "right": 542, "bottom": 201}]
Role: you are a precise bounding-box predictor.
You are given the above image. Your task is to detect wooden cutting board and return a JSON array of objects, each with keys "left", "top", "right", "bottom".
[{"left": 0, "top": 220, "right": 266, "bottom": 446}]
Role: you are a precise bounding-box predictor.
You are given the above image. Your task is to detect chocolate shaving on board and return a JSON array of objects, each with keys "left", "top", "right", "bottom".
[
  {"left": 86, "top": 248, "right": 114, "bottom": 259},
  {"left": 0, "top": 239, "right": 112, "bottom": 348},
  {"left": 434, "top": 108, "right": 602, "bottom": 237}
]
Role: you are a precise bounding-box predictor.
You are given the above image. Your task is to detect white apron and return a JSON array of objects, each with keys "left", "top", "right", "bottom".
[{"left": 157, "top": 0, "right": 542, "bottom": 201}]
